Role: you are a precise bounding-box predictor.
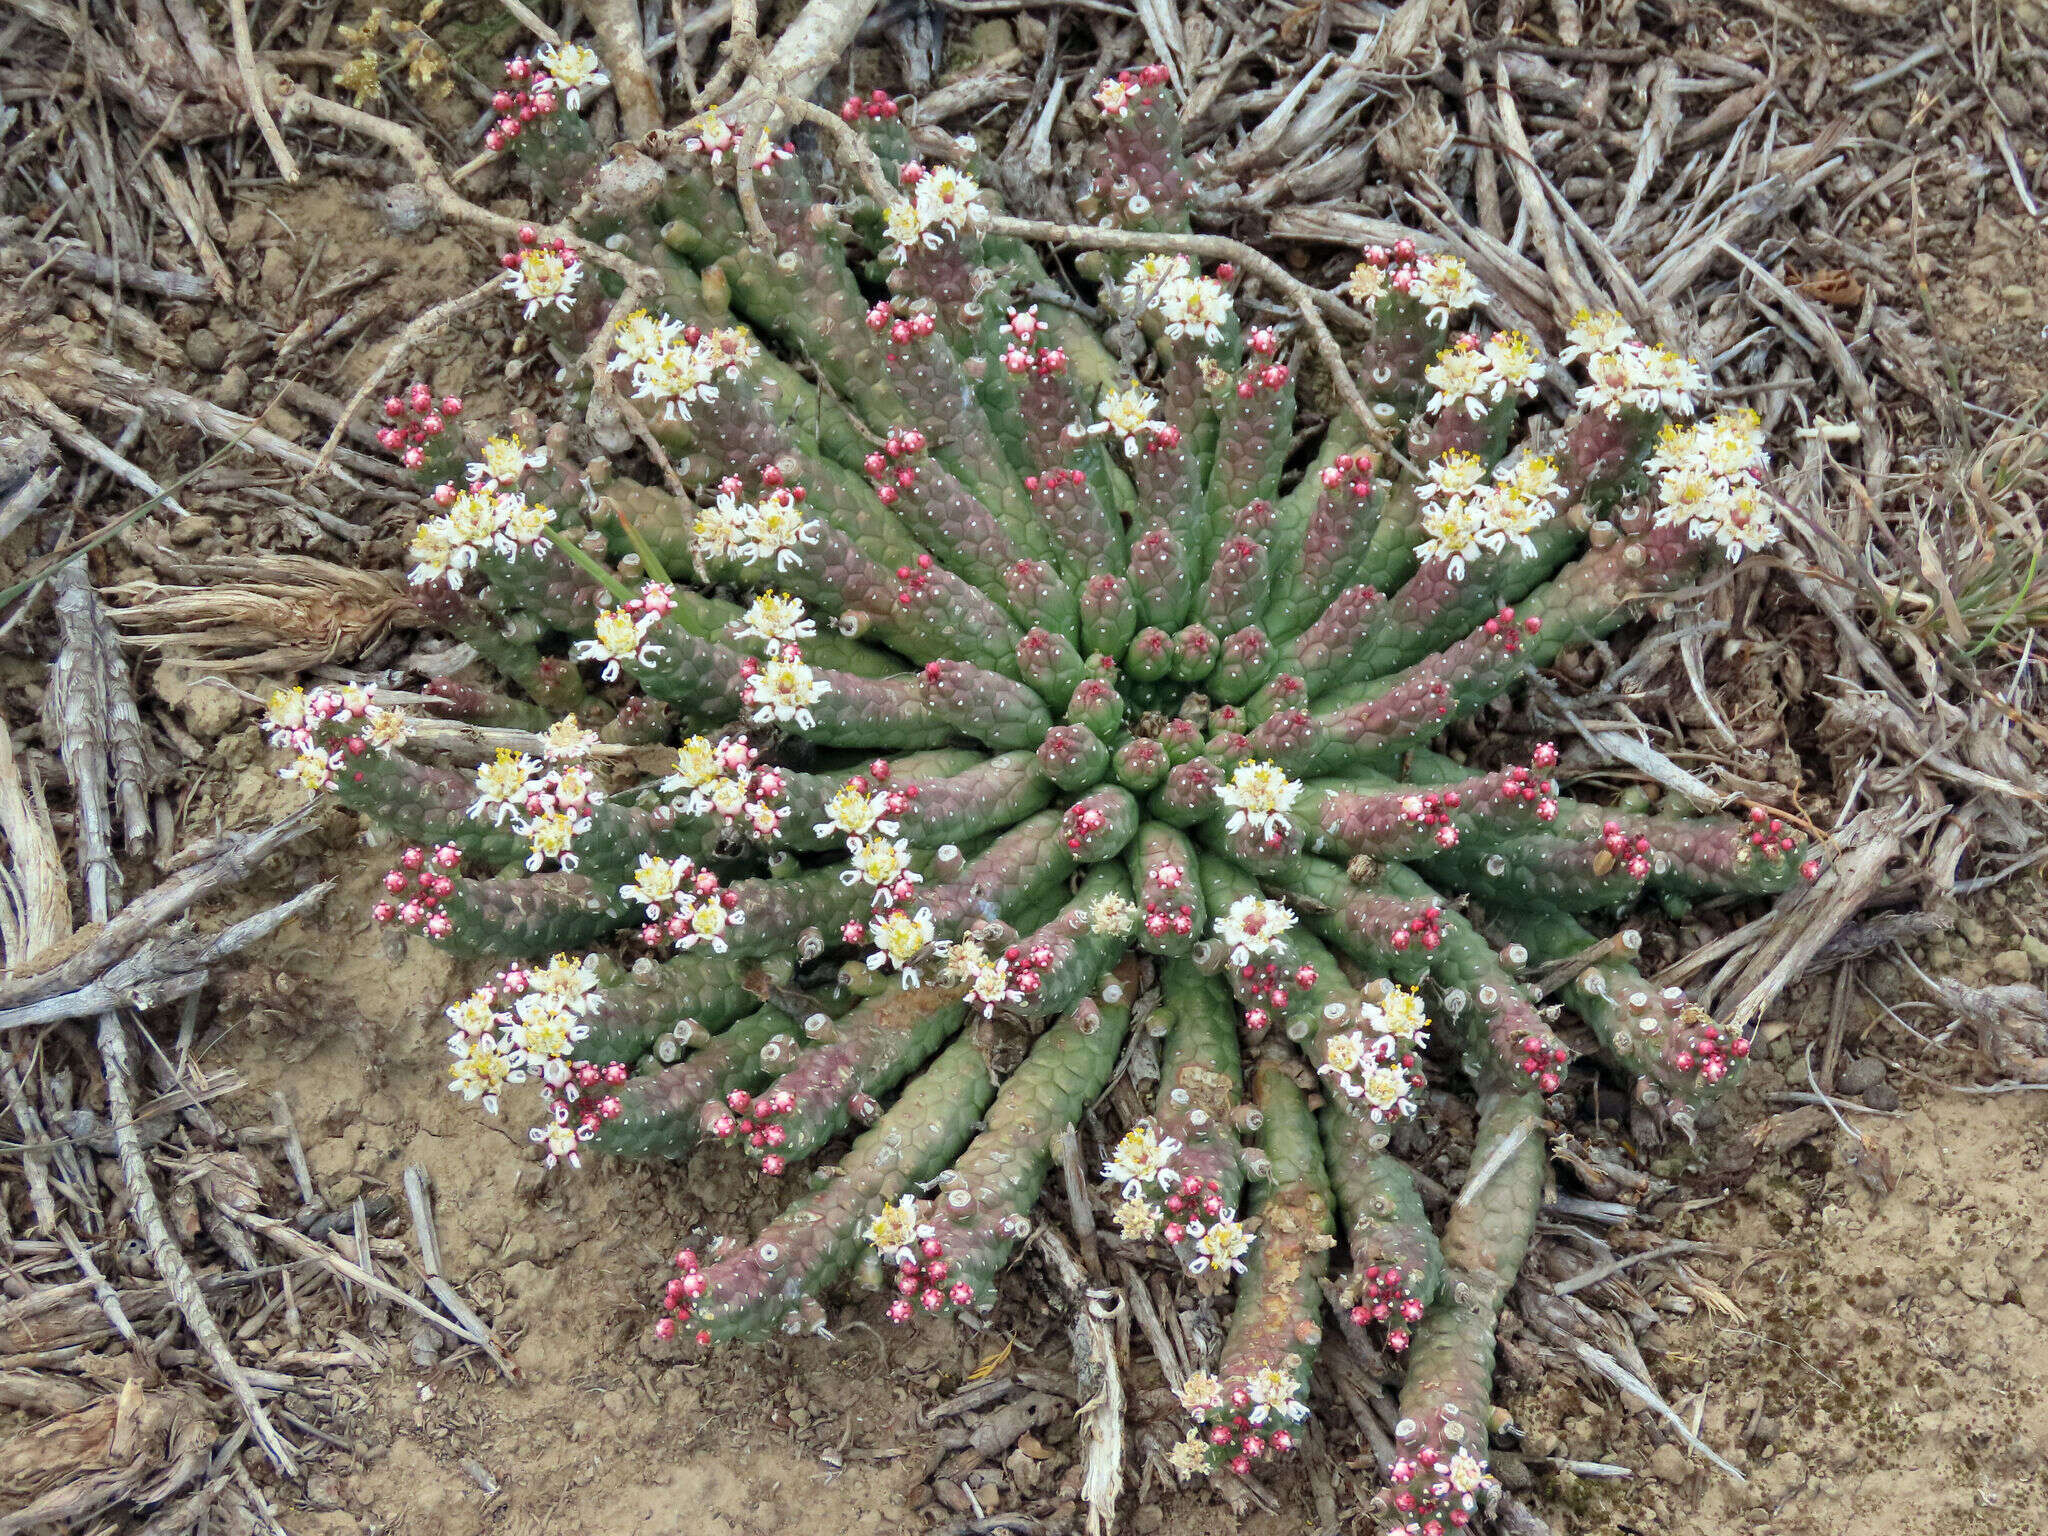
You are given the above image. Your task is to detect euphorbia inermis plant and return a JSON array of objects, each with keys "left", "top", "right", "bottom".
[{"left": 268, "top": 50, "right": 1812, "bottom": 1507}]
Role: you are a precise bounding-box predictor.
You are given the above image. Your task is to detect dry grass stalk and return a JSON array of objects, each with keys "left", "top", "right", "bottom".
[
  {"left": 0, "top": 723, "right": 71, "bottom": 972},
  {"left": 107, "top": 556, "right": 418, "bottom": 673}
]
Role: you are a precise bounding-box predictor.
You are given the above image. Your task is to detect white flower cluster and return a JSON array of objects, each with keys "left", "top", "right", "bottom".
[
  {"left": 1561, "top": 308, "right": 1708, "bottom": 418},
  {"left": 677, "top": 106, "right": 793, "bottom": 172},
  {"left": 880, "top": 165, "right": 990, "bottom": 262},
  {"left": 610, "top": 312, "right": 759, "bottom": 423},
  {"left": 617, "top": 851, "right": 746, "bottom": 952},
  {"left": 1387, "top": 1415, "right": 1493, "bottom": 1536},
  {"left": 1084, "top": 890, "right": 1140, "bottom": 937},
  {"left": 444, "top": 954, "right": 625, "bottom": 1169},
  {"left": 404, "top": 434, "right": 559, "bottom": 587},
  {"left": 505, "top": 244, "right": 581, "bottom": 320},
  {"left": 1413, "top": 451, "right": 1564, "bottom": 579},
  {"left": 1646, "top": 410, "right": 1778, "bottom": 560},
  {"left": 1212, "top": 892, "right": 1298, "bottom": 968},
  {"left": 1109, "top": 254, "right": 1235, "bottom": 347},
  {"left": 1217, "top": 760, "right": 1302, "bottom": 844},
  {"left": 1109, "top": 252, "right": 1190, "bottom": 315},
  {"left": 1165, "top": 1359, "right": 1307, "bottom": 1477},
  {"left": 1411, "top": 252, "right": 1486, "bottom": 327},
  {"left": 1172, "top": 1359, "right": 1308, "bottom": 1441},
  {"left": 1422, "top": 331, "right": 1543, "bottom": 419},
  {"left": 1316, "top": 985, "right": 1430, "bottom": 1123},
  {"left": 464, "top": 720, "right": 605, "bottom": 872},
  {"left": 815, "top": 765, "right": 921, "bottom": 921},
  {"left": 263, "top": 684, "right": 410, "bottom": 794},
  {"left": 1102, "top": 1122, "right": 1182, "bottom": 1199},
  {"left": 663, "top": 732, "right": 788, "bottom": 840},
  {"left": 864, "top": 1195, "right": 935, "bottom": 1263},
  {"left": 573, "top": 579, "right": 679, "bottom": 682},
  {"left": 1346, "top": 247, "right": 1487, "bottom": 328},
  {"left": 742, "top": 650, "right": 831, "bottom": 732},
  {"left": 1184, "top": 1209, "right": 1254, "bottom": 1276},
  {"left": 532, "top": 42, "right": 607, "bottom": 111},
  {"left": 938, "top": 935, "right": 1022, "bottom": 1016},
  {"left": 865, "top": 906, "right": 938, "bottom": 988},
  {"left": 691, "top": 482, "right": 821, "bottom": 573},
  {"left": 1089, "top": 383, "right": 1172, "bottom": 457}
]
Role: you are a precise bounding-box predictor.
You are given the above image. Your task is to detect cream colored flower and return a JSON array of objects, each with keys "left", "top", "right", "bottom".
[
  {"left": 621, "top": 854, "right": 689, "bottom": 916},
  {"left": 1480, "top": 329, "right": 1543, "bottom": 401},
  {"left": 632, "top": 338, "right": 718, "bottom": 420},
  {"left": 1559, "top": 307, "right": 1634, "bottom": 366},
  {"left": 866, "top": 1195, "right": 932, "bottom": 1260},
  {"left": 1112, "top": 1195, "right": 1162, "bottom": 1242},
  {"left": 1347, "top": 261, "right": 1387, "bottom": 307},
  {"left": 881, "top": 200, "right": 937, "bottom": 262},
  {"left": 610, "top": 309, "right": 681, "bottom": 369},
  {"left": 683, "top": 898, "right": 741, "bottom": 952},
  {"left": 817, "top": 783, "right": 893, "bottom": 840},
  {"left": 844, "top": 835, "right": 917, "bottom": 898},
  {"left": 449, "top": 1035, "right": 514, "bottom": 1110},
  {"left": 867, "top": 907, "right": 937, "bottom": 986},
  {"left": 1244, "top": 1366, "right": 1308, "bottom": 1424},
  {"left": 534, "top": 41, "right": 607, "bottom": 109},
  {"left": 469, "top": 749, "right": 539, "bottom": 824},
  {"left": 471, "top": 433, "right": 547, "bottom": 488},
  {"left": 1416, "top": 493, "right": 1488, "bottom": 580},
  {"left": 1218, "top": 759, "right": 1302, "bottom": 841},
  {"left": 1094, "top": 76, "right": 1135, "bottom": 117},
  {"left": 1321, "top": 1029, "right": 1370, "bottom": 1080},
  {"left": 740, "top": 490, "right": 819, "bottom": 573},
  {"left": 1096, "top": 383, "right": 1162, "bottom": 456},
  {"left": 573, "top": 606, "right": 657, "bottom": 682},
  {"left": 737, "top": 591, "right": 816, "bottom": 652},
  {"left": 1085, "top": 890, "right": 1139, "bottom": 936},
  {"left": 1378, "top": 987, "right": 1429, "bottom": 1042},
  {"left": 1102, "top": 1123, "right": 1182, "bottom": 1196},
  {"left": 1412, "top": 252, "right": 1484, "bottom": 326},
  {"left": 1424, "top": 345, "right": 1492, "bottom": 420},
  {"left": 1113, "top": 252, "right": 1192, "bottom": 314},
  {"left": 540, "top": 715, "right": 598, "bottom": 762},
  {"left": 364, "top": 706, "right": 411, "bottom": 755},
  {"left": 1177, "top": 1371, "right": 1226, "bottom": 1416},
  {"left": 1214, "top": 894, "right": 1296, "bottom": 967},
  {"left": 518, "top": 808, "right": 586, "bottom": 871},
  {"left": 1448, "top": 1447, "right": 1487, "bottom": 1493},
  {"left": 530, "top": 953, "right": 602, "bottom": 1011},
  {"left": 506, "top": 247, "right": 580, "bottom": 319},
  {"left": 406, "top": 518, "right": 457, "bottom": 586},
  {"left": 664, "top": 736, "right": 724, "bottom": 794},
  {"left": 278, "top": 751, "right": 334, "bottom": 793},
  {"left": 744, "top": 653, "right": 830, "bottom": 730},
  {"left": 1167, "top": 1432, "right": 1212, "bottom": 1480},
  {"left": 1157, "top": 274, "right": 1232, "bottom": 346},
  {"left": 913, "top": 166, "right": 986, "bottom": 234},
  {"left": 1188, "top": 1213, "right": 1252, "bottom": 1275}
]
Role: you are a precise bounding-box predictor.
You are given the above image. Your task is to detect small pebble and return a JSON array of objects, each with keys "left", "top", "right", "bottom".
[
  {"left": 184, "top": 330, "right": 226, "bottom": 371},
  {"left": 1862, "top": 1080, "right": 1899, "bottom": 1112},
  {"left": 1648, "top": 1444, "right": 1692, "bottom": 1485},
  {"left": 1990, "top": 949, "right": 2033, "bottom": 983},
  {"left": 1833, "top": 1057, "right": 1886, "bottom": 1097},
  {"left": 379, "top": 183, "right": 439, "bottom": 236},
  {"left": 214, "top": 365, "right": 251, "bottom": 410}
]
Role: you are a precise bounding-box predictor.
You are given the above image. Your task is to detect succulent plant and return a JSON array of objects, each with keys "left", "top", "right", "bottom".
[{"left": 267, "top": 54, "right": 1818, "bottom": 1517}]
